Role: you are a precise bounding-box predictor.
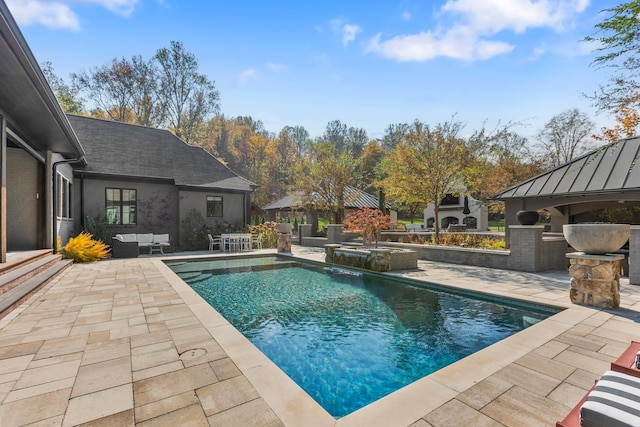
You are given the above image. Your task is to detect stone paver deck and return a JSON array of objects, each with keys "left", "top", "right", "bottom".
[{"left": 1, "top": 246, "right": 640, "bottom": 426}]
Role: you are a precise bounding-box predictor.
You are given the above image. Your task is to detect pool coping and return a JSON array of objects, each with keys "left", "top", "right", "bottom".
[{"left": 152, "top": 253, "right": 593, "bottom": 427}]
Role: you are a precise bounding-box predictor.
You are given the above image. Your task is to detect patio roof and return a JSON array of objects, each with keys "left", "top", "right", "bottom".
[
  {"left": 0, "top": 1, "right": 83, "bottom": 158},
  {"left": 493, "top": 137, "right": 640, "bottom": 200}
]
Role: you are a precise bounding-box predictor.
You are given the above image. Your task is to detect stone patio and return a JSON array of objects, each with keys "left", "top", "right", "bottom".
[{"left": 1, "top": 246, "right": 640, "bottom": 426}]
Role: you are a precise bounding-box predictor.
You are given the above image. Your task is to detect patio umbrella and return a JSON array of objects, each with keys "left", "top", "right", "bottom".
[{"left": 463, "top": 196, "right": 470, "bottom": 215}]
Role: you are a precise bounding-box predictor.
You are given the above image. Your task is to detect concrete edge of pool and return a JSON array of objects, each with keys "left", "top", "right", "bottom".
[{"left": 152, "top": 254, "right": 596, "bottom": 427}]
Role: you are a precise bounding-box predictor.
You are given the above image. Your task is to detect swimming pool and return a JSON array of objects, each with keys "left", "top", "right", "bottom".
[{"left": 167, "top": 256, "right": 560, "bottom": 418}]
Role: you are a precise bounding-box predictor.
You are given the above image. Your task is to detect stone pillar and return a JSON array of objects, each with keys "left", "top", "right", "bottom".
[
  {"left": 630, "top": 226, "right": 640, "bottom": 285},
  {"left": 566, "top": 253, "right": 623, "bottom": 309},
  {"left": 277, "top": 232, "right": 291, "bottom": 253},
  {"left": 327, "top": 224, "right": 345, "bottom": 244},
  {"left": 299, "top": 224, "right": 312, "bottom": 245},
  {"left": 508, "top": 225, "right": 544, "bottom": 272}
]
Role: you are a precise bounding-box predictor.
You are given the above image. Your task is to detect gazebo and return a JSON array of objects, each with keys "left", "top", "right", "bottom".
[
  {"left": 263, "top": 185, "right": 394, "bottom": 231},
  {"left": 493, "top": 136, "right": 640, "bottom": 243}
]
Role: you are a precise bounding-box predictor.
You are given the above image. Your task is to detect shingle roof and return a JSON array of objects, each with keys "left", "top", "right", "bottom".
[
  {"left": 68, "top": 115, "right": 256, "bottom": 192},
  {"left": 263, "top": 185, "right": 389, "bottom": 210},
  {"left": 492, "top": 137, "right": 640, "bottom": 200}
]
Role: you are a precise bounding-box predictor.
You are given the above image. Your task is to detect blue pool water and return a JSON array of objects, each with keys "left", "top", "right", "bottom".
[{"left": 168, "top": 256, "right": 559, "bottom": 418}]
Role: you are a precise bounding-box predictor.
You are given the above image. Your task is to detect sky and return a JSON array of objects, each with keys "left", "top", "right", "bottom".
[{"left": 5, "top": 0, "right": 622, "bottom": 141}]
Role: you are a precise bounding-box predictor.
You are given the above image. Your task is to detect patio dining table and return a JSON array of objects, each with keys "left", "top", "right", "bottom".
[{"left": 220, "top": 233, "right": 253, "bottom": 252}]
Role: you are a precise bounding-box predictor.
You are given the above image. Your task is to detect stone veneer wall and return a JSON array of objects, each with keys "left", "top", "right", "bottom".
[{"left": 567, "top": 253, "right": 622, "bottom": 309}]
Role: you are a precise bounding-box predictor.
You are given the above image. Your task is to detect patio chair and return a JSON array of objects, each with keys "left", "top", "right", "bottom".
[
  {"left": 207, "top": 234, "right": 221, "bottom": 251},
  {"left": 252, "top": 232, "right": 263, "bottom": 249}
]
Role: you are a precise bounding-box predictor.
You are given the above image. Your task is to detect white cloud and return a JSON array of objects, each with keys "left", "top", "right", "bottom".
[
  {"left": 342, "top": 24, "right": 361, "bottom": 47},
  {"left": 402, "top": 11, "right": 411, "bottom": 21},
  {"left": 441, "top": 0, "right": 589, "bottom": 33},
  {"left": 366, "top": 27, "right": 514, "bottom": 62},
  {"left": 6, "top": 0, "right": 139, "bottom": 30},
  {"left": 329, "top": 18, "right": 361, "bottom": 47},
  {"left": 6, "top": 0, "right": 80, "bottom": 30},
  {"left": 367, "top": 0, "right": 590, "bottom": 62},
  {"left": 238, "top": 68, "right": 258, "bottom": 86}
]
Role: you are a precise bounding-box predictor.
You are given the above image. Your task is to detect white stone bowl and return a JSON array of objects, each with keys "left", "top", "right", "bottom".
[{"left": 563, "top": 224, "right": 630, "bottom": 255}]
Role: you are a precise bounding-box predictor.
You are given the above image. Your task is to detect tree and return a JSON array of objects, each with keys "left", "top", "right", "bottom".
[
  {"left": 41, "top": 62, "right": 84, "bottom": 114},
  {"left": 357, "top": 140, "right": 384, "bottom": 193},
  {"left": 472, "top": 131, "right": 544, "bottom": 215},
  {"left": 282, "top": 125, "right": 310, "bottom": 155},
  {"left": 155, "top": 41, "right": 220, "bottom": 143},
  {"left": 381, "top": 123, "right": 410, "bottom": 150},
  {"left": 127, "top": 55, "right": 163, "bottom": 127},
  {"left": 584, "top": 1, "right": 640, "bottom": 116},
  {"left": 343, "top": 207, "right": 394, "bottom": 248},
  {"left": 380, "top": 118, "right": 470, "bottom": 244},
  {"left": 594, "top": 95, "right": 640, "bottom": 142},
  {"left": 536, "top": 108, "right": 595, "bottom": 168},
  {"left": 72, "top": 57, "right": 136, "bottom": 122},
  {"left": 295, "top": 141, "right": 358, "bottom": 226}
]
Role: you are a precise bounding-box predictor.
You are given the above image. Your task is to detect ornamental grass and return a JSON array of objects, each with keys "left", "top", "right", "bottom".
[{"left": 62, "top": 232, "right": 111, "bottom": 262}]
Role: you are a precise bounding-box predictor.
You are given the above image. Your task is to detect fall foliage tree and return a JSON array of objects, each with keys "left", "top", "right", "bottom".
[
  {"left": 594, "top": 94, "right": 640, "bottom": 142},
  {"left": 343, "top": 207, "right": 394, "bottom": 248},
  {"left": 380, "top": 118, "right": 470, "bottom": 244}
]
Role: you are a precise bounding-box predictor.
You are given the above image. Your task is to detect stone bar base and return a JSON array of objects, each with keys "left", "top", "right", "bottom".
[
  {"left": 567, "top": 253, "right": 624, "bottom": 309},
  {"left": 277, "top": 233, "right": 291, "bottom": 253}
]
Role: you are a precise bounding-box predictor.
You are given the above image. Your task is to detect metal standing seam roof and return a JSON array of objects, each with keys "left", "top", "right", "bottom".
[
  {"left": 492, "top": 137, "right": 640, "bottom": 200},
  {"left": 67, "top": 114, "right": 257, "bottom": 192},
  {"left": 263, "top": 185, "right": 390, "bottom": 210}
]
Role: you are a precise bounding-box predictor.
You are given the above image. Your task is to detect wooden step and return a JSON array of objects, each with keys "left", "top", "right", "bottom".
[
  {"left": 0, "top": 258, "right": 72, "bottom": 319},
  {"left": 0, "top": 254, "right": 64, "bottom": 296},
  {"left": 0, "top": 250, "right": 53, "bottom": 275}
]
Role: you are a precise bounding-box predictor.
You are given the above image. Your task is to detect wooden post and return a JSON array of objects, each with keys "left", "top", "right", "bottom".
[{"left": 0, "top": 116, "right": 6, "bottom": 263}]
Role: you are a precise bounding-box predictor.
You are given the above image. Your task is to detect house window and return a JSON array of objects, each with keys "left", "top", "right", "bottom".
[
  {"left": 207, "top": 196, "right": 223, "bottom": 217},
  {"left": 106, "top": 188, "right": 137, "bottom": 225},
  {"left": 57, "top": 174, "right": 72, "bottom": 219}
]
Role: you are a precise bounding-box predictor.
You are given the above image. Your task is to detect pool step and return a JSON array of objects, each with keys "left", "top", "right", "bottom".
[{"left": 0, "top": 252, "right": 72, "bottom": 319}]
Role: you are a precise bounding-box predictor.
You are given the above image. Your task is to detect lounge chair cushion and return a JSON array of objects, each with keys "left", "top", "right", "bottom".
[
  {"left": 580, "top": 370, "right": 640, "bottom": 427},
  {"left": 153, "top": 234, "right": 170, "bottom": 245},
  {"left": 118, "top": 233, "right": 138, "bottom": 242},
  {"left": 137, "top": 233, "right": 154, "bottom": 246}
]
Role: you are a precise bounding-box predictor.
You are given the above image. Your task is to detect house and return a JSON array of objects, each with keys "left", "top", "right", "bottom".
[
  {"left": 0, "top": 0, "right": 85, "bottom": 262},
  {"left": 68, "top": 115, "right": 257, "bottom": 250},
  {"left": 424, "top": 192, "right": 488, "bottom": 231},
  {"left": 0, "top": 0, "right": 256, "bottom": 260}
]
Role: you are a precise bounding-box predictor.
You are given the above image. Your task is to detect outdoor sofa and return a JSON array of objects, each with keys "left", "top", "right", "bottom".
[{"left": 111, "top": 233, "right": 174, "bottom": 258}]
